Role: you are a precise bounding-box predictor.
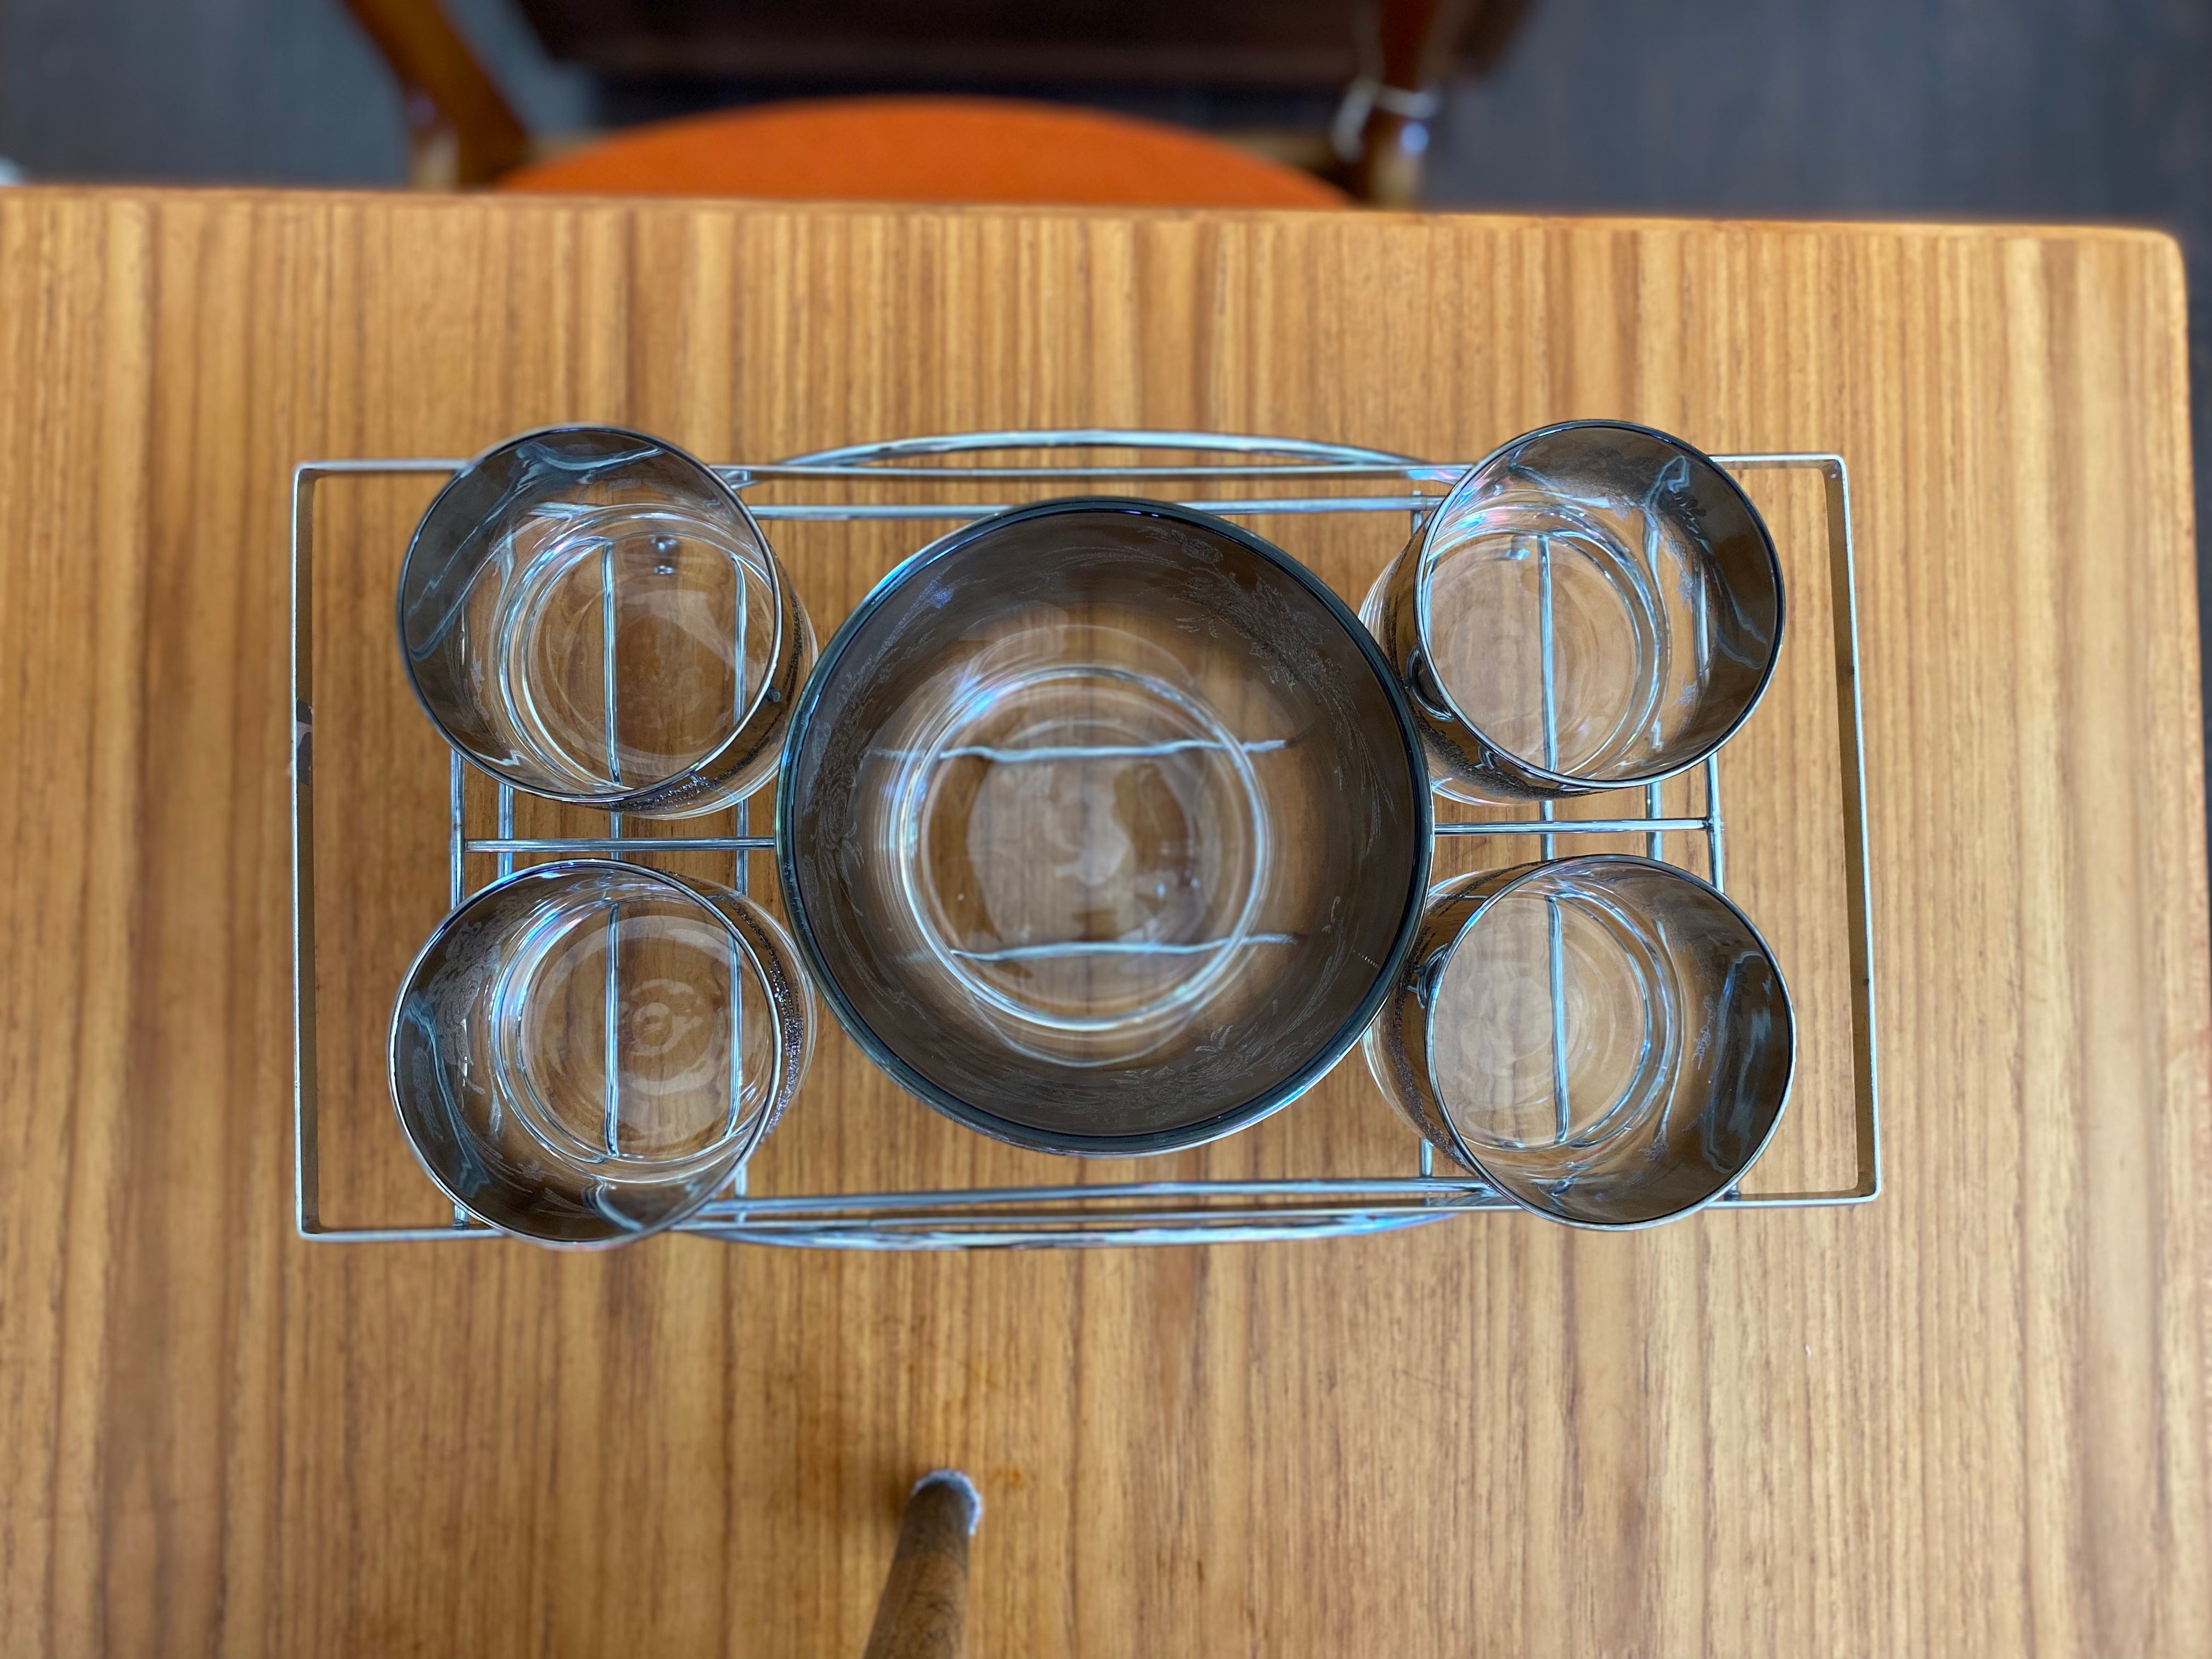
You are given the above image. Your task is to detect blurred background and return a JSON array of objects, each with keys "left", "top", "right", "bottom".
[{"left": 4, "top": 0, "right": 2209, "bottom": 749}]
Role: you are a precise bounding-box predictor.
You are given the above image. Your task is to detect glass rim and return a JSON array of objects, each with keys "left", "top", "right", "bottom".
[
  {"left": 397, "top": 422, "right": 796, "bottom": 812},
  {"left": 1412, "top": 417, "right": 1790, "bottom": 792},
  {"left": 775, "top": 494, "right": 1437, "bottom": 1157},
  {"left": 888, "top": 661, "right": 1276, "bottom": 1042}
]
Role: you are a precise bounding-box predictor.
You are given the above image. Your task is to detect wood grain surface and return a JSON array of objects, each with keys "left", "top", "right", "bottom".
[{"left": 0, "top": 188, "right": 2204, "bottom": 1658}]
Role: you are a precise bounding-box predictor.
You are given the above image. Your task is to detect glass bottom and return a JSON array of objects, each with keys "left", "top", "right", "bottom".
[
  {"left": 1423, "top": 880, "right": 1680, "bottom": 1157},
  {"left": 488, "top": 504, "right": 773, "bottom": 795},
  {"left": 888, "top": 658, "right": 1272, "bottom": 1065},
  {"left": 485, "top": 868, "right": 769, "bottom": 1178},
  {"left": 1361, "top": 503, "right": 1673, "bottom": 794}
]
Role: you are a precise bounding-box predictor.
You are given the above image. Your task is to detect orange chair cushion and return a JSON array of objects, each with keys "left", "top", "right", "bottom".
[{"left": 500, "top": 95, "right": 1346, "bottom": 208}]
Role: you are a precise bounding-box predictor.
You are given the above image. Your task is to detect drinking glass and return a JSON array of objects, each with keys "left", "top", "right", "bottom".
[
  {"left": 390, "top": 860, "right": 815, "bottom": 1245},
  {"left": 1362, "top": 420, "right": 1784, "bottom": 800},
  {"left": 399, "top": 425, "right": 814, "bottom": 816},
  {"left": 1364, "top": 854, "right": 1792, "bottom": 1226},
  {"left": 779, "top": 498, "right": 1432, "bottom": 1156}
]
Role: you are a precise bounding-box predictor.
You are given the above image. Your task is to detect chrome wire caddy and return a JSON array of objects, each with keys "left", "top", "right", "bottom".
[{"left": 292, "top": 430, "right": 1881, "bottom": 1248}]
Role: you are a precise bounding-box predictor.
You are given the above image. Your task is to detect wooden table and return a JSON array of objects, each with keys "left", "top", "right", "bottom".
[{"left": 1, "top": 188, "right": 2205, "bottom": 1657}]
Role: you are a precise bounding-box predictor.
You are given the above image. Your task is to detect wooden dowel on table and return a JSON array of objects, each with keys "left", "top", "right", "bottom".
[{"left": 861, "top": 1470, "right": 982, "bottom": 1659}]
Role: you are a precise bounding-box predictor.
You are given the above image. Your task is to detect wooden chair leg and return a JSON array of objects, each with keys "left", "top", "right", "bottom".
[
  {"left": 341, "top": 0, "right": 530, "bottom": 187},
  {"left": 862, "top": 1471, "right": 981, "bottom": 1659},
  {"left": 1345, "top": 0, "right": 1532, "bottom": 205}
]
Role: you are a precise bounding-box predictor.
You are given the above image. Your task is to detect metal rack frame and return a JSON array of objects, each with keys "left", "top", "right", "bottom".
[{"left": 291, "top": 430, "right": 1880, "bottom": 1248}]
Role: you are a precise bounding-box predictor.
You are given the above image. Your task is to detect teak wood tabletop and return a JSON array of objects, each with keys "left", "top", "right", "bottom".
[{"left": 0, "top": 187, "right": 2206, "bottom": 1658}]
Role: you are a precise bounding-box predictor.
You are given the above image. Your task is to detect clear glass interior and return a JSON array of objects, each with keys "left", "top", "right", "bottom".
[
  {"left": 487, "top": 869, "right": 784, "bottom": 1169},
  {"left": 1426, "top": 876, "right": 1680, "bottom": 1153},
  {"left": 1420, "top": 492, "right": 1675, "bottom": 785},
  {"left": 882, "top": 622, "right": 1273, "bottom": 1065},
  {"left": 465, "top": 503, "right": 778, "bottom": 795}
]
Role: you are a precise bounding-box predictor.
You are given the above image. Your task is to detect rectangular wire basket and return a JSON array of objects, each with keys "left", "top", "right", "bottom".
[{"left": 291, "top": 430, "right": 1880, "bottom": 1248}]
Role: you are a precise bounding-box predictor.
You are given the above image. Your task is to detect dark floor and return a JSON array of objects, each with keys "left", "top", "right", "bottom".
[{"left": 5, "top": 0, "right": 2211, "bottom": 754}]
